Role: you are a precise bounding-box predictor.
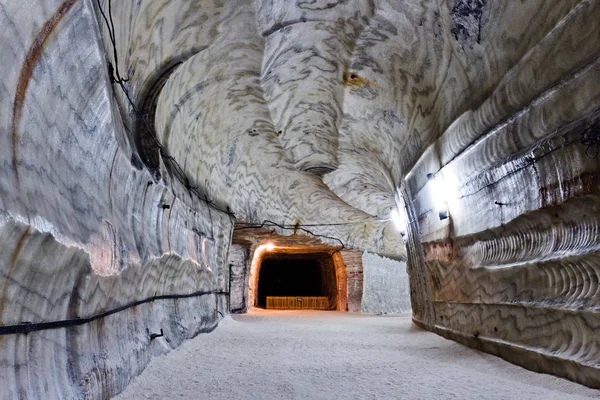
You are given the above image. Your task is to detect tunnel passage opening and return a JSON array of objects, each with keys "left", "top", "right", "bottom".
[{"left": 256, "top": 253, "right": 338, "bottom": 310}]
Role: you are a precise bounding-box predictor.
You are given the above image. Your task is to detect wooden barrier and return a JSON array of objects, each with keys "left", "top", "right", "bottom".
[{"left": 266, "top": 296, "right": 329, "bottom": 310}]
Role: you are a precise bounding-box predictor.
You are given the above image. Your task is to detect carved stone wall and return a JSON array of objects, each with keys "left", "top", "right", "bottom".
[
  {"left": 405, "top": 0, "right": 600, "bottom": 387},
  {"left": 2, "top": 0, "right": 600, "bottom": 395},
  {"left": 0, "top": 1, "right": 232, "bottom": 398},
  {"left": 228, "top": 244, "right": 249, "bottom": 314},
  {"left": 361, "top": 252, "right": 411, "bottom": 314},
  {"left": 341, "top": 250, "right": 364, "bottom": 313}
]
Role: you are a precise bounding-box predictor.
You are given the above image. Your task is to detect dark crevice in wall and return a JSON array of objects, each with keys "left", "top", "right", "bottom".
[
  {"left": 451, "top": 0, "right": 486, "bottom": 49},
  {"left": 261, "top": 18, "right": 314, "bottom": 37},
  {"left": 131, "top": 46, "right": 208, "bottom": 175},
  {"left": 133, "top": 60, "right": 184, "bottom": 174}
]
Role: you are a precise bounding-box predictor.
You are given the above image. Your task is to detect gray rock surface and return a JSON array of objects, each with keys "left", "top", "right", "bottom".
[
  {"left": 361, "top": 251, "right": 411, "bottom": 315},
  {"left": 1, "top": 0, "right": 599, "bottom": 396}
]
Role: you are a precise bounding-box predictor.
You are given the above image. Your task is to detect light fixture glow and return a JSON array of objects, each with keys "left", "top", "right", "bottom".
[
  {"left": 264, "top": 242, "right": 276, "bottom": 251},
  {"left": 390, "top": 209, "right": 405, "bottom": 231},
  {"left": 428, "top": 172, "right": 459, "bottom": 220},
  {"left": 390, "top": 208, "right": 407, "bottom": 237}
]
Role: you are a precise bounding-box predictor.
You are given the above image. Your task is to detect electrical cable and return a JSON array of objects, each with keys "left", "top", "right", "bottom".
[
  {"left": 233, "top": 220, "right": 346, "bottom": 250},
  {"left": 581, "top": 120, "right": 600, "bottom": 159},
  {"left": 0, "top": 290, "right": 228, "bottom": 336},
  {"left": 95, "top": 2, "right": 400, "bottom": 257},
  {"left": 96, "top": 0, "right": 235, "bottom": 217},
  {"left": 235, "top": 217, "right": 384, "bottom": 229}
]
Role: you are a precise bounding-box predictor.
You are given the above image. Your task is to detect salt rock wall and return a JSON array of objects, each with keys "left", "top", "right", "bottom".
[
  {"left": 405, "top": 0, "right": 600, "bottom": 389},
  {"left": 341, "top": 250, "right": 364, "bottom": 313},
  {"left": 361, "top": 252, "right": 411, "bottom": 315},
  {"left": 3, "top": 0, "right": 600, "bottom": 394},
  {"left": 0, "top": 1, "right": 232, "bottom": 398},
  {"left": 99, "top": 0, "right": 406, "bottom": 259},
  {"left": 228, "top": 244, "right": 249, "bottom": 314},
  {"left": 325, "top": 0, "right": 583, "bottom": 219}
]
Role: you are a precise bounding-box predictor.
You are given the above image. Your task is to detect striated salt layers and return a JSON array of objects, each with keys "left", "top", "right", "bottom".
[
  {"left": 1, "top": 1, "right": 230, "bottom": 398},
  {"left": 1, "top": 0, "right": 600, "bottom": 397},
  {"left": 405, "top": 0, "right": 600, "bottom": 388}
]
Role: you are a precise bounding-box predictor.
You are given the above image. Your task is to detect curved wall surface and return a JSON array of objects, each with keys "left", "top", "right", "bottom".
[
  {"left": 404, "top": 0, "right": 600, "bottom": 387},
  {"left": 1, "top": 0, "right": 599, "bottom": 397},
  {"left": 1, "top": 1, "right": 232, "bottom": 398}
]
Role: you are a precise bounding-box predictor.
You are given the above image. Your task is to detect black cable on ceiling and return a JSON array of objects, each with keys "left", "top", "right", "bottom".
[
  {"left": 581, "top": 120, "right": 600, "bottom": 159},
  {"left": 235, "top": 218, "right": 381, "bottom": 229},
  {"left": 233, "top": 220, "right": 346, "bottom": 250}
]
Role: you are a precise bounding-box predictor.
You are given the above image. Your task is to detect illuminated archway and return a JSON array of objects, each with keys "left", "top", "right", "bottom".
[{"left": 248, "top": 243, "right": 347, "bottom": 311}]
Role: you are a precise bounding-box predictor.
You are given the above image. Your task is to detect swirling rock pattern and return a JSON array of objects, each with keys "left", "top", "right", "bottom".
[
  {"left": 1, "top": 1, "right": 231, "bottom": 398},
  {"left": 2, "top": 0, "right": 600, "bottom": 397},
  {"left": 405, "top": 0, "right": 600, "bottom": 388},
  {"left": 259, "top": 0, "right": 374, "bottom": 173}
]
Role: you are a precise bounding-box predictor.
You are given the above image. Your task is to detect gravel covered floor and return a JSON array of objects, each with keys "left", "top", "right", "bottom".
[{"left": 115, "top": 310, "right": 599, "bottom": 399}]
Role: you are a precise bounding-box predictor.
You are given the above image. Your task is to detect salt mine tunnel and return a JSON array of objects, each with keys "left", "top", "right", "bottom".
[{"left": 1, "top": 0, "right": 600, "bottom": 398}]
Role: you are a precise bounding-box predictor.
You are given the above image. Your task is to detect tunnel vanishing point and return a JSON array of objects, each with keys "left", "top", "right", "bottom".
[{"left": 1, "top": 0, "right": 600, "bottom": 398}]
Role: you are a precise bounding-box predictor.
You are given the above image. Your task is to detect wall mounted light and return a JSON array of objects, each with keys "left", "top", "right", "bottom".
[
  {"left": 427, "top": 172, "right": 458, "bottom": 221},
  {"left": 390, "top": 209, "right": 407, "bottom": 237},
  {"left": 264, "top": 242, "right": 276, "bottom": 251},
  {"left": 149, "top": 329, "right": 164, "bottom": 340}
]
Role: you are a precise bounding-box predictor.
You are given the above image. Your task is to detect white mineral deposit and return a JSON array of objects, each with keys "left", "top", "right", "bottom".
[{"left": 1, "top": 0, "right": 599, "bottom": 398}]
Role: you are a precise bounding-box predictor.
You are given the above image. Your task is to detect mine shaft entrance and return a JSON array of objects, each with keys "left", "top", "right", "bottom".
[{"left": 256, "top": 253, "right": 338, "bottom": 310}]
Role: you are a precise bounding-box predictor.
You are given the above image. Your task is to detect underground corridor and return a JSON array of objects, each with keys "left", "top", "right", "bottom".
[
  {"left": 3, "top": 0, "right": 600, "bottom": 398},
  {"left": 256, "top": 253, "right": 338, "bottom": 310}
]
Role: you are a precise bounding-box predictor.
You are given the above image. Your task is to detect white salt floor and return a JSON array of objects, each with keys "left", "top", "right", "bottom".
[{"left": 115, "top": 310, "right": 600, "bottom": 400}]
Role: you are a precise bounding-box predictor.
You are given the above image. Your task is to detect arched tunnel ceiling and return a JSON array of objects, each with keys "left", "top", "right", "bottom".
[
  {"left": 1, "top": 0, "right": 600, "bottom": 396},
  {"left": 101, "top": 0, "right": 584, "bottom": 257}
]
